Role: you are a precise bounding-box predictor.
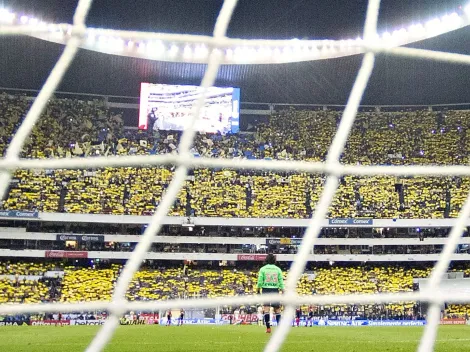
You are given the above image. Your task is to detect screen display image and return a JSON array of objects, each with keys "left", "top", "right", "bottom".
[{"left": 139, "top": 83, "right": 240, "bottom": 134}]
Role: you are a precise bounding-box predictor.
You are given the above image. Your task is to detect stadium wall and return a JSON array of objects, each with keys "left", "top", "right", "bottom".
[
  {"left": 0, "top": 232, "right": 468, "bottom": 246},
  {"left": 2, "top": 212, "right": 470, "bottom": 227},
  {"left": 2, "top": 249, "right": 470, "bottom": 262},
  {"left": 4, "top": 87, "right": 470, "bottom": 113}
]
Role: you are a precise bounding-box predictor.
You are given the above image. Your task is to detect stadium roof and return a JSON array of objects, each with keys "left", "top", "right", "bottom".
[{"left": 1, "top": 0, "right": 470, "bottom": 105}]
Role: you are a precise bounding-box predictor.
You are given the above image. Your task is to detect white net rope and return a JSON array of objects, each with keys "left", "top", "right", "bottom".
[{"left": 0, "top": 0, "right": 469, "bottom": 351}]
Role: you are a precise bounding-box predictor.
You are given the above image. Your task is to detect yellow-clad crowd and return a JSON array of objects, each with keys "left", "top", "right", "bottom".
[
  {"left": 0, "top": 278, "right": 50, "bottom": 304},
  {"left": 446, "top": 266, "right": 470, "bottom": 317},
  {"left": 0, "top": 94, "right": 122, "bottom": 159},
  {"left": 128, "top": 267, "right": 258, "bottom": 301},
  {"left": 0, "top": 261, "right": 61, "bottom": 304},
  {"left": 1, "top": 261, "right": 470, "bottom": 317},
  {"left": 2, "top": 94, "right": 470, "bottom": 218},
  {"left": 6, "top": 168, "right": 470, "bottom": 219},
  {"left": 0, "top": 261, "right": 58, "bottom": 276},
  {"left": 298, "top": 266, "right": 431, "bottom": 316},
  {"left": 59, "top": 265, "right": 120, "bottom": 303}
]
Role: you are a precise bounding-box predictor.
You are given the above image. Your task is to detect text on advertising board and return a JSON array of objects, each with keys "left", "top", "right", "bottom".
[
  {"left": 266, "top": 238, "right": 302, "bottom": 246},
  {"left": 237, "top": 254, "right": 268, "bottom": 261},
  {"left": 328, "top": 218, "right": 374, "bottom": 225},
  {"left": 440, "top": 319, "right": 466, "bottom": 325},
  {"left": 45, "top": 251, "right": 88, "bottom": 259},
  {"left": 30, "top": 320, "right": 71, "bottom": 326},
  {"left": 0, "top": 210, "right": 39, "bottom": 218},
  {"left": 56, "top": 234, "right": 104, "bottom": 242}
]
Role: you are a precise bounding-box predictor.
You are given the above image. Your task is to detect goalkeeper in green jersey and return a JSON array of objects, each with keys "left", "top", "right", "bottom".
[{"left": 257, "top": 254, "right": 284, "bottom": 333}]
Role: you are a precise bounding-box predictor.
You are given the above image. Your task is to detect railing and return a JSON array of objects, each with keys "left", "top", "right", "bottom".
[
  {"left": 3, "top": 212, "right": 470, "bottom": 227},
  {"left": 3, "top": 87, "right": 470, "bottom": 114},
  {"left": 0, "top": 249, "right": 469, "bottom": 262},
  {"left": 0, "top": 231, "right": 468, "bottom": 246}
]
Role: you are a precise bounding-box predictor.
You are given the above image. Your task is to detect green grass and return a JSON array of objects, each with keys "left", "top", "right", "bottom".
[{"left": 0, "top": 325, "right": 470, "bottom": 352}]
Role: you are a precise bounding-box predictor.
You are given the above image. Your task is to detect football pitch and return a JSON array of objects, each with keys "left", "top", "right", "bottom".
[{"left": 0, "top": 325, "right": 469, "bottom": 352}]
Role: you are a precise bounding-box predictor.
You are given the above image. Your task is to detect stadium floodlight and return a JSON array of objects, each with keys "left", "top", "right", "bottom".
[
  {"left": 183, "top": 45, "right": 192, "bottom": 59},
  {"left": 110, "top": 37, "right": 124, "bottom": 52},
  {"left": 248, "top": 47, "right": 257, "bottom": 60},
  {"left": 146, "top": 40, "right": 164, "bottom": 57},
  {"left": 291, "top": 38, "right": 301, "bottom": 49},
  {"left": 382, "top": 31, "right": 391, "bottom": 39},
  {"left": 19, "top": 15, "right": 29, "bottom": 24},
  {"left": 425, "top": 18, "right": 442, "bottom": 35},
  {"left": 5, "top": 3, "right": 469, "bottom": 64},
  {"left": 391, "top": 29, "right": 402, "bottom": 39},
  {"left": 0, "top": 8, "right": 15, "bottom": 24},
  {"left": 398, "top": 28, "right": 407, "bottom": 37},
  {"left": 282, "top": 46, "right": 292, "bottom": 58},
  {"left": 37, "top": 21, "right": 48, "bottom": 30},
  {"left": 234, "top": 46, "right": 245, "bottom": 60},
  {"left": 293, "top": 45, "right": 302, "bottom": 55},
  {"left": 441, "top": 12, "right": 461, "bottom": 30},
  {"left": 408, "top": 23, "right": 425, "bottom": 37},
  {"left": 86, "top": 32, "right": 96, "bottom": 44},
  {"left": 98, "top": 35, "right": 107, "bottom": 44},
  {"left": 155, "top": 40, "right": 166, "bottom": 54},
  {"left": 194, "top": 44, "right": 209, "bottom": 59},
  {"left": 225, "top": 48, "right": 233, "bottom": 60},
  {"left": 168, "top": 44, "right": 179, "bottom": 57},
  {"left": 320, "top": 43, "right": 330, "bottom": 54},
  {"left": 137, "top": 41, "right": 146, "bottom": 54},
  {"left": 346, "top": 38, "right": 355, "bottom": 47},
  {"left": 28, "top": 17, "right": 39, "bottom": 26},
  {"left": 257, "top": 46, "right": 270, "bottom": 58}
]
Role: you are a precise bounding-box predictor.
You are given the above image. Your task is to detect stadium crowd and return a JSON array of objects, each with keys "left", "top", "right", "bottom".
[
  {"left": 1, "top": 93, "right": 470, "bottom": 219},
  {"left": 3, "top": 94, "right": 470, "bottom": 319},
  {"left": 0, "top": 260, "right": 468, "bottom": 318}
]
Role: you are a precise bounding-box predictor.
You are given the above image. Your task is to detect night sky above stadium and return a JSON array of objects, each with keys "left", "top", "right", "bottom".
[{"left": 1, "top": 0, "right": 470, "bottom": 105}]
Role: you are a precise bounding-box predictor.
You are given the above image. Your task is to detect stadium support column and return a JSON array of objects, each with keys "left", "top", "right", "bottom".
[
  {"left": 444, "top": 190, "right": 451, "bottom": 218},
  {"left": 305, "top": 189, "right": 312, "bottom": 216},
  {"left": 58, "top": 186, "right": 67, "bottom": 212},
  {"left": 245, "top": 185, "right": 252, "bottom": 210},
  {"left": 185, "top": 186, "right": 192, "bottom": 217}
]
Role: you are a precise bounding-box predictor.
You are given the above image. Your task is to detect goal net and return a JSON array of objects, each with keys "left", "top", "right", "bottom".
[{"left": 1, "top": 0, "right": 470, "bottom": 351}]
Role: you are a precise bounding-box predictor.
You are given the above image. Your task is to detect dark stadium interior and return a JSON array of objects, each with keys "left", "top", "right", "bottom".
[{"left": 1, "top": 0, "right": 470, "bottom": 105}]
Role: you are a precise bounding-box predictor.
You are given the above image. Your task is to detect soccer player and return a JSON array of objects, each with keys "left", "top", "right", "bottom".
[
  {"left": 178, "top": 309, "right": 184, "bottom": 326},
  {"left": 306, "top": 307, "right": 314, "bottom": 327},
  {"left": 234, "top": 308, "right": 240, "bottom": 325},
  {"left": 295, "top": 307, "right": 301, "bottom": 327},
  {"left": 257, "top": 306, "right": 263, "bottom": 326},
  {"left": 166, "top": 310, "right": 172, "bottom": 326},
  {"left": 257, "top": 254, "right": 284, "bottom": 333}
]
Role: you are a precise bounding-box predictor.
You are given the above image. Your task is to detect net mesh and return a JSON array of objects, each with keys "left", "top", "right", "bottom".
[{"left": 0, "top": 0, "right": 469, "bottom": 351}]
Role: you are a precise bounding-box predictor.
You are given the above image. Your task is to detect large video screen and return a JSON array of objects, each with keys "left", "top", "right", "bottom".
[{"left": 139, "top": 83, "right": 240, "bottom": 134}]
